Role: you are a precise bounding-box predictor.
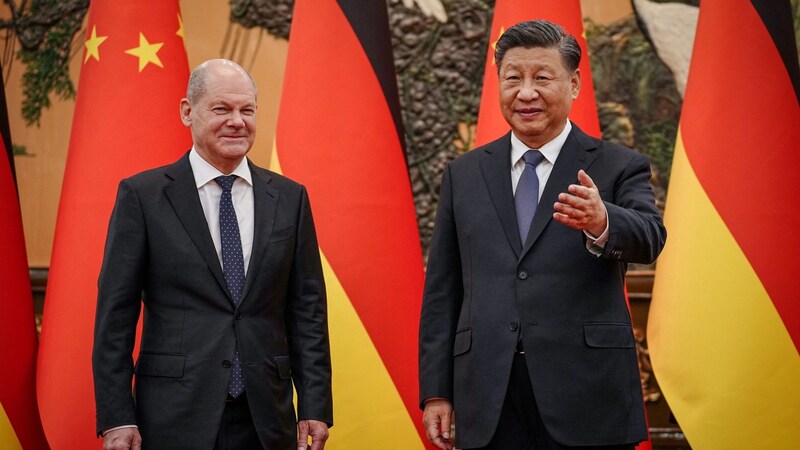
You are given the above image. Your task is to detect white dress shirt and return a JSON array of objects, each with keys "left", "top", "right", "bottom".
[
  {"left": 509, "top": 120, "right": 608, "bottom": 251},
  {"left": 189, "top": 149, "right": 255, "bottom": 274}
]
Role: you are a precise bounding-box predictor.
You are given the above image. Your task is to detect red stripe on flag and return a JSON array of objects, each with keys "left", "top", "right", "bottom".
[
  {"left": 37, "top": 2, "right": 191, "bottom": 448},
  {"left": 277, "top": 0, "right": 426, "bottom": 444},
  {"left": 0, "top": 75, "right": 49, "bottom": 449},
  {"left": 681, "top": 0, "right": 800, "bottom": 348}
]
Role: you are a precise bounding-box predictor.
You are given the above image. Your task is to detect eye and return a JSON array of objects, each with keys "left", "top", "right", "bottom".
[
  {"left": 242, "top": 108, "right": 255, "bottom": 116},
  {"left": 212, "top": 107, "right": 228, "bottom": 114}
]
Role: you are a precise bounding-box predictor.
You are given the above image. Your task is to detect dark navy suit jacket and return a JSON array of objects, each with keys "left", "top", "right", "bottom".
[
  {"left": 93, "top": 153, "right": 332, "bottom": 449},
  {"left": 419, "top": 125, "right": 666, "bottom": 447}
]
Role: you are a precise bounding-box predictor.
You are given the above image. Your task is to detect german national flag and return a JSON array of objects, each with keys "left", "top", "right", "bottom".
[
  {"left": 649, "top": 1, "right": 800, "bottom": 447},
  {"left": 36, "top": 1, "right": 191, "bottom": 448},
  {"left": 0, "top": 63, "right": 49, "bottom": 450},
  {"left": 475, "top": 0, "right": 600, "bottom": 145},
  {"left": 272, "top": 0, "right": 427, "bottom": 447}
]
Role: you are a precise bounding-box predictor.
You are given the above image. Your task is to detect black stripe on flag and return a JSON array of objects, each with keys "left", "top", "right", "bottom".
[
  {"left": 0, "top": 61, "right": 17, "bottom": 183},
  {"left": 337, "top": 0, "right": 406, "bottom": 153},
  {"left": 751, "top": 0, "right": 800, "bottom": 104}
]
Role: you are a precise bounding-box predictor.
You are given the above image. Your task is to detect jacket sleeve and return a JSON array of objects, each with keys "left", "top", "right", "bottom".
[
  {"left": 600, "top": 152, "right": 667, "bottom": 264},
  {"left": 284, "top": 186, "right": 333, "bottom": 426},
  {"left": 93, "top": 179, "right": 146, "bottom": 435},
  {"left": 418, "top": 164, "right": 464, "bottom": 408}
]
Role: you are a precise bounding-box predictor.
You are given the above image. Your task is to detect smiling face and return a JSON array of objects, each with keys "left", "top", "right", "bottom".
[
  {"left": 498, "top": 46, "right": 580, "bottom": 149},
  {"left": 180, "top": 62, "right": 257, "bottom": 174}
]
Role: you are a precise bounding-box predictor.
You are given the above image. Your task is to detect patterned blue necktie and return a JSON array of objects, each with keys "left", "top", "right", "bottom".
[
  {"left": 215, "top": 175, "right": 245, "bottom": 397},
  {"left": 515, "top": 150, "right": 546, "bottom": 244}
]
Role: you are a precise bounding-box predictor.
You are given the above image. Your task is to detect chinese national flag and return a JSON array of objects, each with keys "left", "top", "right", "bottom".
[
  {"left": 273, "top": 0, "right": 427, "bottom": 447},
  {"left": 649, "top": 1, "right": 800, "bottom": 448},
  {"left": 0, "top": 63, "right": 49, "bottom": 450},
  {"left": 36, "top": 2, "right": 191, "bottom": 448},
  {"left": 475, "top": 0, "right": 600, "bottom": 145}
]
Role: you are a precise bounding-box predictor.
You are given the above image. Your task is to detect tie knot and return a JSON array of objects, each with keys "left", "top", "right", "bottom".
[
  {"left": 523, "top": 150, "right": 546, "bottom": 167},
  {"left": 215, "top": 175, "right": 237, "bottom": 191}
]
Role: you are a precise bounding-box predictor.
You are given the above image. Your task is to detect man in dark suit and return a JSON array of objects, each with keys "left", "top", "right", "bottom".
[
  {"left": 419, "top": 20, "right": 666, "bottom": 450},
  {"left": 93, "top": 59, "right": 332, "bottom": 450}
]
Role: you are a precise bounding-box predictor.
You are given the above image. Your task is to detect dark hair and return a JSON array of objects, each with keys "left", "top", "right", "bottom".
[{"left": 494, "top": 20, "right": 581, "bottom": 74}]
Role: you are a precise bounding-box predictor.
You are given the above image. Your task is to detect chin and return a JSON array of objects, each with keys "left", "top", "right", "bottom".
[{"left": 220, "top": 146, "right": 250, "bottom": 156}]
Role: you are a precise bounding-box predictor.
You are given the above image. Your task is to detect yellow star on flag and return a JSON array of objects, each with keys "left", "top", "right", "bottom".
[
  {"left": 84, "top": 25, "right": 108, "bottom": 63},
  {"left": 176, "top": 13, "right": 186, "bottom": 45},
  {"left": 491, "top": 26, "right": 505, "bottom": 65},
  {"left": 125, "top": 33, "right": 164, "bottom": 72}
]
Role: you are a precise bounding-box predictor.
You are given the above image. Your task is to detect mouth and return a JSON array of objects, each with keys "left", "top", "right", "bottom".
[{"left": 516, "top": 107, "right": 543, "bottom": 119}]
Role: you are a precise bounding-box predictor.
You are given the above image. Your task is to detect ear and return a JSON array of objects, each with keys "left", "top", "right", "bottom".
[
  {"left": 180, "top": 99, "right": 192, "bottom": 127},
  {"left": 571, "top": 69, "right": 581, "bottom": 100}
]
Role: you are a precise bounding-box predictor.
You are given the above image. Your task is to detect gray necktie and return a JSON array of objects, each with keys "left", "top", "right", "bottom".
[
  {"left": 215, "top": 175, "right": 245, "bottom": 398},
  {"left": 515, "top": 150, "right": 546, "bottom": 244}
]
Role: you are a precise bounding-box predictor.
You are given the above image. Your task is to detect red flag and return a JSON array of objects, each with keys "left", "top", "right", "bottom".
[
  {"left": 273, "top": 0, "right": 427, "bottom": 446},
  {"left": 649, "top": 0, "right": 800, "bottom": 447},
  {"left": 475, "top": 0, "right": 600, "bottom": 145},
  {"left": 36, "top": 2, "right": 191, "bottom": 447},
  {"left": 0, "top": 63, "right": 49, "bottom": 450},
  {"left": 475, "top": 4, "right": 652, "bottom": 448}
]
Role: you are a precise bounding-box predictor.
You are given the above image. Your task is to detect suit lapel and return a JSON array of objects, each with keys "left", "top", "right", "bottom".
[
  {"left": 520, "top": 126, "right": 599, "bottom": 259},
  {"left": 164, "top": 154, "right": 230, "bottom": 301},
  {"left": 480, "top": 132, "right": 523, "bottom": 257},
  {"left": 240, "top": 163, "right": 279, "bottom": 303}
]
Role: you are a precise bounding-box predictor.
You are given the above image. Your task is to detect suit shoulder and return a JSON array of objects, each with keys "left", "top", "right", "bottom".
[
  {"left": 447, "top": 133, "right": 510, "bottom": 169},
  {"left": 603, "top": 141, "right": 651, "bottom": 170},
  {"left": 121, "top": 159, "right": 183, "bottom": 187},
  {"left": 577, "top": 131, "right": 649, "bottom": 166},
  {"left": 249, "top": 164, "right": 304, "bottom": 190},
  {"left": 248, "top": 163, "right": 312, "bottom": 204}
]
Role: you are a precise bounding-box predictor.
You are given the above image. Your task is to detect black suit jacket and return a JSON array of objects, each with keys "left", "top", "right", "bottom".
[
  {"left": 419, "top": 126, "right": 666, "bottom": 448},
  {"left": 93, "top": 153, "right": 332, "bottom": 449}
]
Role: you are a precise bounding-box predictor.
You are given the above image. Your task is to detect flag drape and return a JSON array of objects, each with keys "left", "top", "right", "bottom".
[
  {"left": 0, "top": 62, "right": 49, "bottom": 450},
  {"left": 649, "top": 0, "right": 800, "bottom": 448},
  {"left": 475, "top": 0, "right": 600, "bottom": 145},
  {"left": 272, "top": 0, "right": 427, "bottom": 447},
  {"left": 36, "top": 2, "right": 191, "bottom": 448}
]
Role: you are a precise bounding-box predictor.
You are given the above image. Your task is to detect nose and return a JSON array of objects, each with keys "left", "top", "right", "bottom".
[
  {"left": 517, "top": 81, "right": 539, "bottom": 101},
  {"left": 227, "top": 112, "right": 245, "bottom": 128}
]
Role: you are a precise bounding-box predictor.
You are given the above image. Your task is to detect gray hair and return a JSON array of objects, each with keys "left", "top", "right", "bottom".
[
  {"left": 186, "top": 59, "right": 257, "bottom": 102},
  {"left": 494, "top": 20, "right": 581, "bottom": 74}
]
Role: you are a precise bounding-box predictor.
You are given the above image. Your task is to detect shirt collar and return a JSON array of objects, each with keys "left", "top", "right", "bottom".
[
  {"left": 510, "top": 120, "right": 573, "bottom": 167},
  {"left": 189, "top": 148, "right": 253, "bottom": 189}
]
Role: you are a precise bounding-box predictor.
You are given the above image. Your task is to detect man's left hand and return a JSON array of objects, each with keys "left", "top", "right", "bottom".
[
  {"left": 553, "top": 169, "right": 606, "bottom": 236},
  {"left": 298, "top": 419, "right": 329, "bottom": 450}
]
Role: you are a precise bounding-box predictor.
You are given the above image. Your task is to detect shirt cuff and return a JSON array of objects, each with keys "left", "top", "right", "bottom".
[
  {"left": 423, "top": 397, "right": 449, "bottom": 405},
  {"left": 102, "top": 425, "right": 138, "bottom": 437},
  {"left": 584, "top": 208, "right": 609, "bottom": 256}
]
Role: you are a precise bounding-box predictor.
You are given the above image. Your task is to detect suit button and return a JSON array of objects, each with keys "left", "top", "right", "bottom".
[
  {"left": 222, "top": 360, "right": 231, "bottom": 368},
  {"left": 234, "top": 312, "right": 242, "bottom": 320},
  {"left": 518, "top": 271, "right": 528, "bottom": 280},
  {"left": 509, "top": 322, "right": 519, "bottom": 331}
]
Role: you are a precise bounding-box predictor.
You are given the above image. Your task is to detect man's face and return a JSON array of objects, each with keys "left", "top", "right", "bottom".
[
  {"left": 498, "top": 46, "right": 580, "bottom": 148},
  {"left": 181, "top": 66, "right": 257, "bottom": 172}
]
